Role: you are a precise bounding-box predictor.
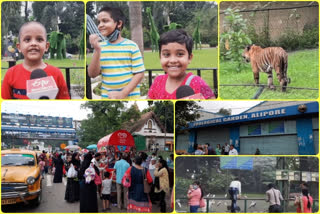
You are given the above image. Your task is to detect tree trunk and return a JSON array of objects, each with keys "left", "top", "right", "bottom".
[
  {"left": 128, "top": 1, "right": 144, "bottom": 57},
  {"left": 24, "top": 1, "right": 29, "bottom": 22}
]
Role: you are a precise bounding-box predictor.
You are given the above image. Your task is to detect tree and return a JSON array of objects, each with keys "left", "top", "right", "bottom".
[
  {"left": 77, "top": 102, "right": 127, "bottom": 147},
  {"left": 32, "top": 2, "right": 84, "bottom": 54},
  {"left": 32, "top": 2, "right": 64, "bottom": 32},
  {"left": 141, "top": 101, "right": 174, "bottom": 133},
  {"left": 24, "top": 2, "right": 29, "bottom": 22},
  {"left": 218, "top": 108, "right": 232, "bottom": 115},
  {"left": 120, "top": 103, "right": 142, "bottom": 127},
  {"left": 175, "top": 101, "right": 202, "bottom": 132},
  {"left": 220, "top": 8, "right": 252, "bottom": 72},
  {"left": 129, "top": 2, "right": 144, "bottom": 56},
  {"left": 153, "top": 101, "right": 174, "bottom": 133}
]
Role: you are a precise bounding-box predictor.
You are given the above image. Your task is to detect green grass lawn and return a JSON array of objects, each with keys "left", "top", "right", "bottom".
[
  {"left": 1, "top": 58, "right": 85, "bottom": 85},
  {"left": 219, "top": 49, "right": 319, "bottom": 99}
]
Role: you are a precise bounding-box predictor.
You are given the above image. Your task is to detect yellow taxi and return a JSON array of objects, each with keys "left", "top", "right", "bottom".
[{"left": 1, "top": 149, "right": 42, "bottom": 206}]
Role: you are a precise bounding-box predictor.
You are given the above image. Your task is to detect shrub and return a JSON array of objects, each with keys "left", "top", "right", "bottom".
[{"left": 220, "top": 8, "right": 252, "bottom": 72}]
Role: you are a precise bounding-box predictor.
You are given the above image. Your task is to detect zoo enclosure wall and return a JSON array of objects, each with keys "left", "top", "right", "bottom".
[{"left": 219, "top": 2, "right": 319, "bottom": 42}]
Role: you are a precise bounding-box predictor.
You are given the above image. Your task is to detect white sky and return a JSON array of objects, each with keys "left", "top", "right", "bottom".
[
  {"left": 197, "top": 101, "right": 262, "bottom": 115},
  {"left": 1, "top": 101, "right": 149, "bottom": 121}
]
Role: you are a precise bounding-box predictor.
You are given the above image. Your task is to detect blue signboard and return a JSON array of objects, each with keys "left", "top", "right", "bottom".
[
  {"left": 189, "top": 102, "right": 318, "bottom": 129},
  {"left": 220, "top": 157, "right": 253, "bottom": 170}
]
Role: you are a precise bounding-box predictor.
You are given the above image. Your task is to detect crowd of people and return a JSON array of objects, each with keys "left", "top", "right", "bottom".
[
  {"left": 184, "top": 143, "right": 240, "bottom": 155},
  {"left": 180, "top": 143, "right": 262, "bottom": 155},
  {"left": 186, "top": 179, "right": 314, "bottom": 213},
  {"left": 38, "top": 149, "right": 174, "bottom": 213}
]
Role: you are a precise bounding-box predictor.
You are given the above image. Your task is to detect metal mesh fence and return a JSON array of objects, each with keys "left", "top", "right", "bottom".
[{"left": 220, "top": 2, "right": 319, "bottom": 44}]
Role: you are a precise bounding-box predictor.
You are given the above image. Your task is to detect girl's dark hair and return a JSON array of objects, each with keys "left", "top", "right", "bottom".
[
  {"left": 302, "top": 189, "right": 311, "bottom": 209},
  {"left": 159, "top": 159, "right": 168, "bottom": 170},
  {"left": 104, "top": 171, "right": 110, "bottom": 178},
  {"left": 140, "top": 152, "right": 148, "bottom": 161},
  {"left": 134, "top": 155, "right": 143, "bottom": 165},
  {"left": 98, "top": 6, "right": 125, "bottom": 30},
  {"left": 159, "top": 29, "right": 193, "bottom": 58},
  {"left": 194, "top": 181, "right": 204, "bottom": 199},
  {"left": 71, "top": 152, "right": 79, "bottom": 165}
]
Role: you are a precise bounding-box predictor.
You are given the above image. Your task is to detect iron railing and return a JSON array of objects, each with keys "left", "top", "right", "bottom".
[
  {"left": 86, "top": 67, "right": 218, "bottom": 99},
  {"left": 176, "top": 197, "right": 319, "bottom": 213},
  {"left": 2, "top": 62, "right": 84, "bottom": 97}
]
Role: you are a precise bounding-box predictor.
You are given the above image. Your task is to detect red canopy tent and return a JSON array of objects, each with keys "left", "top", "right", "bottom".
[{"left": 97, "top": 130, "right": 135, "bottom": 152}]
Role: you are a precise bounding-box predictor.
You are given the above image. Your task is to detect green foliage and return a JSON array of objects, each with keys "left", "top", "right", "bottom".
[
  {"left": 1, "top": 2, "right": 22, "bottom": 36},
  {"left": 13, "top": 37, "right": 18, "bottom": 49},
  {"left": 277, "top": 26, "right": 319, "bottom": 51},
  {"left": 79, "top": 27, "right": 85, "bottom": 60},
  {"left": 218, "top": 108, "right": 232, "bottom": 116},
  {"left": 220, "top": 8, "right": 252, "bottom": 72},
  {"left": 49, "top": 31, "right": 66, "bottom": 59},
  {"left": 141, "top": 101, "right": 174, "bottom": 133},
  {"left": 219, "top": 49, "right": 319, "bottom": 99},
  {"left": 93, "top": 82, "right": 102, "bottom": 96},
  {"left": 246, "top": 10, "right": 272, "bottom": 48},
  {"left": 78, "top": 102, "right": 127, "bottom": 145},
  {"left": 32, "top": 2, "right": 84, "bottom": 54},
  {"left": 175, "top": 101, "right": 202, "bottom": 132},
  {"left": 139, "top": 79, "right": 149, "bottom": 97},
  {"left": 175, "top": 157, "right": 283, "bottom": 198},
  {"left": 65, "top": 33, "right": 78, "bottom": 54},
  {"left": 163, "top": 23, "right": 182, "bottom": 32},
  {"left": 85, "top": 2, "right": 217, "bottom": 51},
  {"left": 245, "top": 8, "right": 318, "bottom": 52},
  {"left": 121, "top": 104, "right": 142, "bottom": 126},
  {"left": 78, "top": 101, "right": 174, "bottom": 148},
  {"left": 121, "top": 27, "right": 131, "bottom": 41},
  {"left": 153, "top": 101, "right": 174, "bottom": 133},
  {"left": 141, "top": 2, "right": 217, "bottom": 49}
]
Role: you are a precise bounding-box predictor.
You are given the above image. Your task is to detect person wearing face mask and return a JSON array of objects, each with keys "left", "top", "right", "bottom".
[
  {"left": 88, "top": 6, "right": 145, "bottom": 99},
  {"left": 187, "top": 181, "right": 203, "bottom": 213}
]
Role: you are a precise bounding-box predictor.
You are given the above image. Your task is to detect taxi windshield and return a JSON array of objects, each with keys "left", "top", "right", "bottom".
[{"left": 1, "top": 154, "right": 35, "bottom": 166}]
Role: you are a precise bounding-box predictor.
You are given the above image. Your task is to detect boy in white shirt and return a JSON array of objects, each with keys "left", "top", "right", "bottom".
[
  {"left": 101, "top": 171, "right": 113, "bottom": 211},
  {"left": 229, "top": 178, "right": 241, "bottom": 212}
]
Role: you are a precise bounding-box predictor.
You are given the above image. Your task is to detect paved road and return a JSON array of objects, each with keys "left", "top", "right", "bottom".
[{"left": 2, "top": 174, "right": 170, "bottom": 213}]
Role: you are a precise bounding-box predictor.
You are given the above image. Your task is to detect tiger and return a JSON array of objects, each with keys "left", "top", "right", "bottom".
[{"left": 242, "top": 44, "right": 290, "bottom": 92}]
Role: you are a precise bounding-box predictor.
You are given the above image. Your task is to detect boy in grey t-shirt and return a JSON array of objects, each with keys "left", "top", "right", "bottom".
[{"left": 101, "top": 171, "right": 113, "bottom": 211}]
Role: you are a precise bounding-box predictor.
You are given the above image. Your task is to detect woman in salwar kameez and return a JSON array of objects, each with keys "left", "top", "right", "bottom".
[{"left": 127, "top": 156, "right": 153, "bottom": 212}]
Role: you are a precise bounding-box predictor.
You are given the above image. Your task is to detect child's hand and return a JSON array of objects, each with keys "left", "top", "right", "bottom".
[
  {"left": 107, "top": 91, "right": 127, "bottom": 99},
  {"left": 89, "top": 34, "right": 101, "bottom": 51}
]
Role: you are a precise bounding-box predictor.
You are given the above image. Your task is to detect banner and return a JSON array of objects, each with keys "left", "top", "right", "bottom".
[{"left": 1, "top": 113, "right": 73, "bottom": 128}]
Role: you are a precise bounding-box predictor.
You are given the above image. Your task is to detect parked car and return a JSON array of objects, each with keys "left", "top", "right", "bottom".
[
  {"left": 66, "top": 53, "right": 73, "bottom": 59},
  {"left": 1, "top": 149, "right": 42, "bottom": 206}
]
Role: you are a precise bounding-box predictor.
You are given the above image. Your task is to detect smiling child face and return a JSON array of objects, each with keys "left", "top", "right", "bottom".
[
  {"left": 17, "top": 22, "right": 49, "bottom": 64},
  {"left": 160, "top": 42, "right": 193, "bottom": 79},
  {"left": 97, "top": 11, "right": 121, "bottom": 37}
]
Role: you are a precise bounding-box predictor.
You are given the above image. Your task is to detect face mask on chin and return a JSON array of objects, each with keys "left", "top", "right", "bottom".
[{"left": 106, "top": 28, "right": 120, "bottom": 42}]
